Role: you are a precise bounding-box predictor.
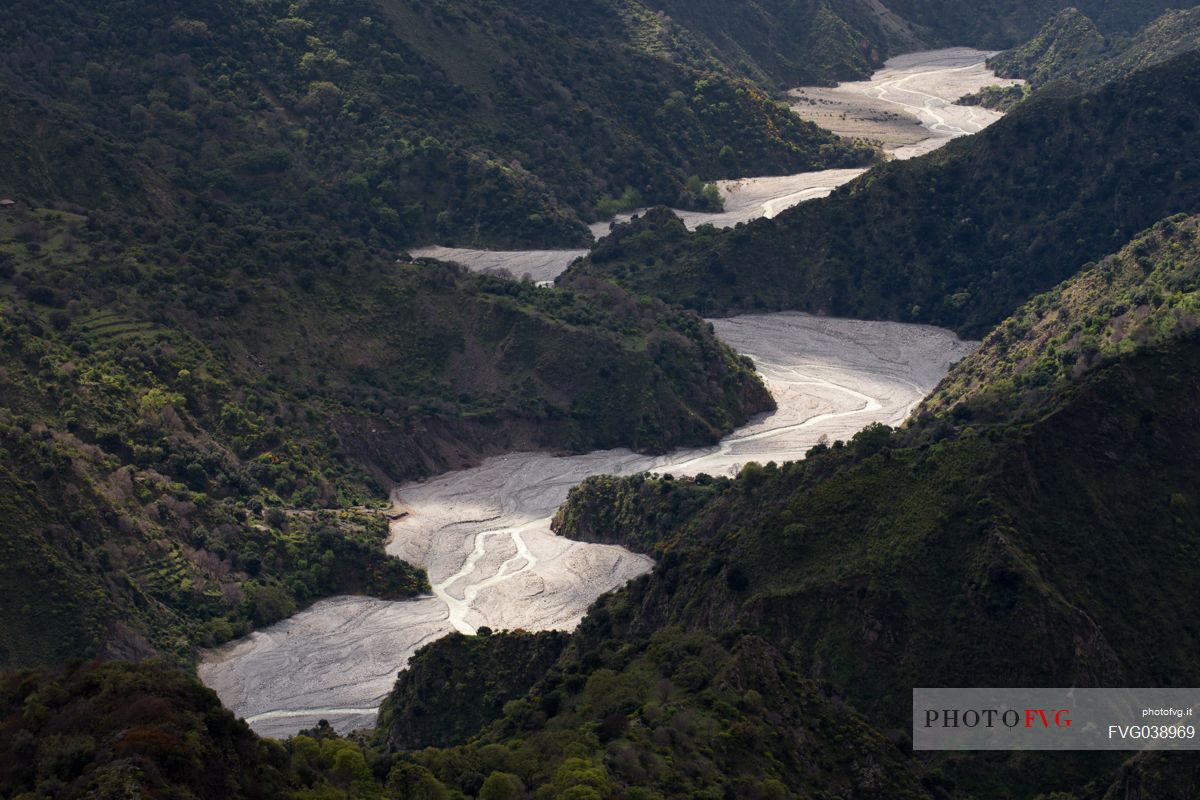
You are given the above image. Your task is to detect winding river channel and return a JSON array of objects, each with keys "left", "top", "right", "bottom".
[
  {"left": 200, "top": 49, "right": 1013, "bottom": 739},
  {"left": 409, "top": 48, "right": 1018, "bottom": 281}
]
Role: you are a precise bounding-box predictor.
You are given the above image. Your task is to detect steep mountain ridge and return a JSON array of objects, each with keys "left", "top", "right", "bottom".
[
  {"left": 987, "top": 7, "right": 1107, "bottom": 86},
  {"left": 882, "top": 0, "right": 1188, "bottom": 47},
  {"left": 633, "top": 0, "right": 1191, "bottom": 87},
  {"left": 989, "top": 5, "right": 1200, "bottom": 89}
]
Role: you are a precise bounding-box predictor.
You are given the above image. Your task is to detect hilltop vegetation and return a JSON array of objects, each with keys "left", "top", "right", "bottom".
[
  {"left": 922, "top": 213, "right": 1200, "bottom": 419},
  {"left": 627, "top": 0, "right": 1190, "bottom": 89},
  {"left": 2, "top": 0, "right": 1183, "bottom": 256},
  {"left": 879, "top": 0, "right": 1187, "bottom": 48},
  {"left": 987, "top": 7, "right": 1106, "bottom": 86},
  {"left": 392, "top": 629, "right": 934, "bottom": 799},
  {"left": 0, "top": 659, "right": 460, "bottom": 800},
  {"left": 377, "top": 630, "right": 569, "bottom": 752},
  {"left": 629, "top": 0, "right": 923, "bottom": 86},
  {"left": 569, "top": 50, "right": 1200, "bottom": 337},
  {"left": 0, "top": 660, "right": 302, "bottom": 799}
]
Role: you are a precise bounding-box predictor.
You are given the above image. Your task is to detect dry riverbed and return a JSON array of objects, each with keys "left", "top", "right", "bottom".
[
  {"left": 199, "top": 313, "right": 976, "bottom": 738},
  {"left": 412, "top": 48, "right": 1019, "bottom": 280},
  {"left": 790, "top": 47, "right": 1022, "bottom": 159}
]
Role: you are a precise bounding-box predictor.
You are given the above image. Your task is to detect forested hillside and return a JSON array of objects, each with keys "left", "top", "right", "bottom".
[
  {"left": 377, "top": 630, "right": 569, "bottom": 752},
  {"left": 987, "top": 6, "right": 1200, "bottom": 90},
  {"left": 0, "top": 0, "right": 880, "bottom": 250},
  {"left": 631, "top": 0, "right": 923, "bottom": 86},
  {"left": 119, "top": 211, "right": 1197, "bottom": 798},
  {"left": 634, "top": 0, "right": 1188, "bottom": 88},
  {"left": 986, "top": 7, "right": 1106, "bottom": 85},
  {"left": 569, "top": 50, "right": 1200, "bottom": 337},
  {"left": 0, "top": 202, "right": 772, "bottom": 666},
  {"left": 881, "top": 0, "right": 1187, "bottom": 47}
]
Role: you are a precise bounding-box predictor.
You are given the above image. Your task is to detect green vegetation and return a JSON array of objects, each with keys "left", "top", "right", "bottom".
[
  {"left": 956, "top": 82, "right": 1030, "bottom": 111},
  {"left": 1, "top": 660, "right": 302, "bottom": 799},
  {"left": 5, "top": 152, "right": 1200, "bottom": 800},
  {"left": 879, "top": 0, "right": 1184, "bottom": 48},
  {"left": 0, "top": 0, "right": 878, "bottom": 248},
  {"left": 378, "top": 631, "right": 568, "bottom": 752},
  {"left": 596, "top": 178, "right": 722, "bottom": 221},
  {"left": 513, "top": 215, "right": 1200, "bottom": 798},
  {"left": 594, "top": 189, "right": 646, "bottom": 221},
  {"left": 964, "top": 6, "right": 1200, "bottom": 111},
  {"left": 1098, "top": 751, "right": 1200, "bottom": 800},
  {"left": 974, "top": 6, "right": 1200, "bottom": 111},
  {"left": 568, "top": 50, "right": 1200, "bottom": 337},
  {"left": 0, "top": 660, "right": 441, "bottom": 800},
  {"left": 0, "top": 0, "right": 798, "bottom": 667},
  {"left": 622, "top": 0, "right": 1189, "bottom": 89},
  {"left": 1, "top": 0, "right": 802, "bottom": 670},
  {"left": 988, "top": 7, "right": 1106, "bottom": 86},
  {"left": 0, "top": 201, "right": 771, "bottom": 665},
  {"left": 393, "top": 629, "right": 931, "bottom": 799},
  {"left": 1073, "top": 7, "right": 1200, "bottom": 88},
  {"left": 923, "top": 214, "right": 1200, "bottom": 419},
  {"left": 624, "top": 0, "right": 914, "bottom": 87}
]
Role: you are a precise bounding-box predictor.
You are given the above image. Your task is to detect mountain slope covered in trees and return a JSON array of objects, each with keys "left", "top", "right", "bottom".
[
  {"left": 0, "top": 202, "right": 771, "bottom": 667},
  {"left": 4, "top": 212, "right": 1195, "bottom": 800},
  {"left": 0, "top": 0, "right": 882, "bottom": 250},
  {"left": 2, "top": 0, "right": 1184, "bottom": 255},
  {"left": 636, "top": 0, "right": 1190, "bottom": 87},
  {"left": 0, "top": 0, "right": 810, "bottom": 669},
  {"left": 987, "top": 7, "right": 1106, "bottom": 85},
  {"left": 880, "top": 0, "right": 1187, "bottom": 47},
  {"left": 988, "top": 5, "right": 1200, "bottom": 90}
]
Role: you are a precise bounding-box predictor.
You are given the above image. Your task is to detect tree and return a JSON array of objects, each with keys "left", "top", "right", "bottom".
[
  {"left": 386, "top": 763, "right": 449, "bottom": 800},
  {"left": 250, "top": 585, "right": 296, "bottom": 626},
  {"left": 552, "top": 758, "right": 608, "bottom": 797},
  {"left": 479, "top": 771, "right": 523, "bottom": 800}
]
